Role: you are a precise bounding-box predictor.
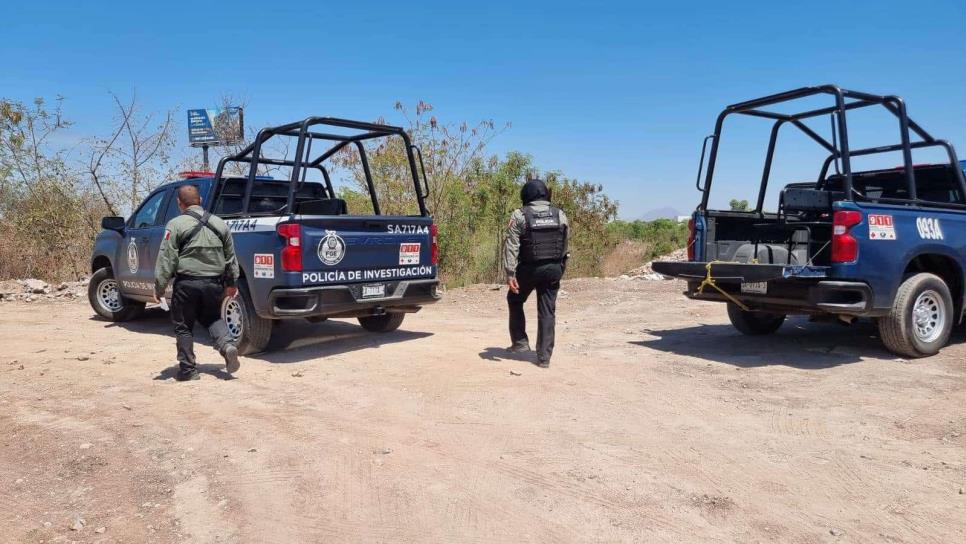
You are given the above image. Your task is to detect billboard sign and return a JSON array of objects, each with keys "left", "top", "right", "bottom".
[{"left": 187, "top": 107, "right": 244, "bottom": 146}]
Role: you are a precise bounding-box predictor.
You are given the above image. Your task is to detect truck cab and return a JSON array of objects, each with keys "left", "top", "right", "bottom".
[
  {"left": 90, "top": 117, "right": 441, "bottom": 354},
  {"left": 653, "top": 86, "right": 966, "bottom": 358}
]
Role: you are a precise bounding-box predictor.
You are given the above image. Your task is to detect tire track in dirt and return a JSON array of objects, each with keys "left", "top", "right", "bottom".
[{"left": 768, "top": 404, "right": 828, "bottom": 439}]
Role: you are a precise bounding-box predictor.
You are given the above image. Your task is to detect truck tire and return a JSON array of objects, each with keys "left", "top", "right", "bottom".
[
  {"left": 222, "top": 282, "right": 272, "bottom": 355},
  {"left": 727, "top": 303, "right": 785, "bottom": 335},
  {"left": 88, "top": 267, "right": 145, "bottom": 322},
  {"left": 358, "top": 313, "right": 405, "bottom": 333},
  {"left": 878, "top": 273, "right": 953, "bottom": 358}
]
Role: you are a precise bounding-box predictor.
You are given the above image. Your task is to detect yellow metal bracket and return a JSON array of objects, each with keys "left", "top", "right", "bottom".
[{"left": 695, "top": 261, "right": 750, "bottom": 311}]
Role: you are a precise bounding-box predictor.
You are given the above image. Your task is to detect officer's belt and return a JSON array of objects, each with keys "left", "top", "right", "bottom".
[{"left": 175, "top": 274, "right": 223, "bottom": 282}]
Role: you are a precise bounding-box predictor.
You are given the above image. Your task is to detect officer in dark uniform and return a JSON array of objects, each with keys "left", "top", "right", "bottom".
[
  {"left": 153, "top": 185, "right": 241, "bottom": 381},
  {"left": 503, "top": 178, "right": 570, "bottom": 368}
]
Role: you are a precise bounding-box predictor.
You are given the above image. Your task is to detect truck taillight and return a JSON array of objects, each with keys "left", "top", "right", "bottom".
[
  {"left": 687, "top": 218, "right": 696, "bottom": 261},
  {"left": 831, "top": 210, "right": 862, "bottom": 264},
  {"left": 430, "top": 224, "right": 439, "bottom": 265},
  {"left": 277, "top": 223, "right": 302, "bottom": 272}
]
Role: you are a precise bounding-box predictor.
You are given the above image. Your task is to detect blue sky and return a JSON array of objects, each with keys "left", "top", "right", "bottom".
[{"left": 3, "top": 0, "right": 965, "bottom": 218}]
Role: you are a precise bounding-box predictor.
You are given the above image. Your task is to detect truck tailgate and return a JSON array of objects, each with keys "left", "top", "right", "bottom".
[
  {"left": 651, "top": 261, "right": 829, "bottom": 282},
  {"left": 297, "top": 215, "right": 435, "bottom": 286}
]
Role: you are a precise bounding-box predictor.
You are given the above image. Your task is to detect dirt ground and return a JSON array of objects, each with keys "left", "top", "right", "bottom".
[{"left": 1, "top": 278, "right": 964, "bottom": 543}]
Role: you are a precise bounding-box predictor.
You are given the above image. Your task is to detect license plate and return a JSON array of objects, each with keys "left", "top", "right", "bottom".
[
  {"left": 362, "top": 284, "right": 386, "bottom": 299},
  {"left": 740, "top": 281, "right": 768, "bottom": 295}
]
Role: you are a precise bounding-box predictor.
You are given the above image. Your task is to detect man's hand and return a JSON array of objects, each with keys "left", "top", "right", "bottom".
[
  {"left": 151, "top": 294, "right": 160, "bottom": 304},
  {"left": 507, "top": 277, "right": 520, "bottom": 294},
  {"left": 224, "top": 286, "right": 238, "bottom": 300}
]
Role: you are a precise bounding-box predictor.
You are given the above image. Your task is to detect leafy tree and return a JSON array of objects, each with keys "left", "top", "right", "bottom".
[
  {"left": 334, "top": 102, "right": 617, "bottom": 285},
  {"left": 1, "top": 94, "right": 176, "bottom": 280},
  {"left": 0, "top": 97, "right": 106, "bottom": 279},
  {"left": 606, "top": 218, "right": 689, "bottom": 259},
  {"left": 729, "top": 198, "right": 750, "bottom": 211}
]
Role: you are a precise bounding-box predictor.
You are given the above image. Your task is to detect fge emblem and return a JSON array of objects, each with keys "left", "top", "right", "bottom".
[
  {"left": 916, "top": 217, "right": 944, "bottom": 240},
  {"left": 318, "top": 230, "right": 346, "bottom": 266},
  {"left": 127, "top": 239, "right": 139, "bottom": 274}
]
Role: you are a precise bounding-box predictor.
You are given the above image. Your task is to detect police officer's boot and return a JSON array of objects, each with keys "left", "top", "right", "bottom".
[
  {"left": 223, "top": 344, "right": 240, "bottom": 374},
  {"left": 536, "top": 358, "right": 550, "bottom": 369},
  {"left": 209, "top": 320, "right": 240, "bottom": 374},
  {"left": 176, "top": 368, "right": 201, "bottom": 381},
  {"left": 507, "top": 340, "right": 531, "bottom": 353}
]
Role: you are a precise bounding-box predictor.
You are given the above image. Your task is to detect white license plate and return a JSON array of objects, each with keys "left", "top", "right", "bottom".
[
  {"left": 740, "top": 281, "right": 768, "bottom": 295},
  {"left": 362, "top": 284, "right": 386, "bottom": 299}
]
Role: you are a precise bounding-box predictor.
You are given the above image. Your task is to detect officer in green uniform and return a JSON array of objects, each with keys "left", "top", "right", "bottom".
[
  {"left": 153, "top": 185, "right": 241, "bottom": 381},
  {"left": 503, "top": 178, "right": 570, "bottom": 368}
]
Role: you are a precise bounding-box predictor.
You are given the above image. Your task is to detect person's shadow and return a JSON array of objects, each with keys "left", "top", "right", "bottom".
[
  {"left": 153, "top": 363, "right": 235, "bottom": 381},
  {"left": 478, "top": 346, "right": 540, "bottom": 366}
]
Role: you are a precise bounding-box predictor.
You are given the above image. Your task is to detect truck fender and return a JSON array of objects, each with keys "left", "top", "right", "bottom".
[
  {"left": 896, "top": 245, "right": 966, "bottom": 323},
  {"left": 91, "top": 253, "right": 113, "bottom": 273}
]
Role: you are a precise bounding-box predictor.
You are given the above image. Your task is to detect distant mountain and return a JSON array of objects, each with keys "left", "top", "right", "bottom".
[{"left": 640, "top": 207, "right": 682, "bottom": 221}]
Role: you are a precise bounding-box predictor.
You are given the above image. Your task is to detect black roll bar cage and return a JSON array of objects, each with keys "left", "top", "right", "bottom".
[
  {"left": 211, "top": 117, "right": 429, "bottom": 217},
  {"left": 698, "top": 85, "right": 966, "bottom": 212}
]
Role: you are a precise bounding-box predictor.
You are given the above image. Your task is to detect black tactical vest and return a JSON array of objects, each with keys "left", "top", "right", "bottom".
[{"left": 519, "top": 207, "right": 566, "bottom": 263}]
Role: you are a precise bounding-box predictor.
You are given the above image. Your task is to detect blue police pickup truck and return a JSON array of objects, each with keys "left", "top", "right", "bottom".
[
  {"left": 653, "top": 86, "right": 966, "bottom": 358},
  {"left": 88, "top": 117, "right": 441, "bottom": 354}
]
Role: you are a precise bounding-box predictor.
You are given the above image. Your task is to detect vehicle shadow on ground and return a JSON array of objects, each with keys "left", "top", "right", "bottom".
[
  {"left": 631, "top": 317, "right": 897, "bottom": 369},
  {"left": 478, "top": 347, "right": 540, "bottom": 365},
  {"left": 256, "top": 319, "right": 433, "bottom": 364},
  {"left": 95, "top": 308, "right": 433, "bottom": 364}
]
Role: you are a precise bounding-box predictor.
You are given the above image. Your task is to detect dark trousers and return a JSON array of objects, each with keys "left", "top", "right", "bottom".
[
  {"left": 170, "top": 277, "right": 232, "bottom": 373},
  {"left": 508, "top": 262, "right": 564, "bottom": 362}
]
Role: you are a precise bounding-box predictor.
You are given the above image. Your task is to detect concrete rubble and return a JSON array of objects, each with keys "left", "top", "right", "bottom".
[{"left": 0, "top": 278, "right": 89, "bottom": 303}]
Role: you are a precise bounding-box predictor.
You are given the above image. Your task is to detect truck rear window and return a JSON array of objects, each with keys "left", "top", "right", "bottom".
[
  {"left": 214, "top": 178, "right": 330, "bottom": 216},
  {"left": 827, "top": 165, "right": 964, "bottom": 205}
]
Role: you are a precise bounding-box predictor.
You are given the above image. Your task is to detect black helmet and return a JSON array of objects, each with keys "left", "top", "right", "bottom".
[{"left": 520, "top": 178, "right": 550, "bottom": 205}]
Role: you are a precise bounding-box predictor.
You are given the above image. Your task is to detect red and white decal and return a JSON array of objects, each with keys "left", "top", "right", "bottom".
[
  {"left": 254, "top": 253, "right": 275, "bottom": 279},
  {"left": 164, "top": 230, "right": 171, "bottom": 241},
  {"left": 868, "top": 214, "right": 896, "bottom": 240},
  {"left": 399, "top": 243, "right": 421, "bottom": 265}
]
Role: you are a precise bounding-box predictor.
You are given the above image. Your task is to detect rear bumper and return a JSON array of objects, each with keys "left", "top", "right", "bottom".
[
  {"left": 685, "top": 279, "right": 878, "bottom": 316},
  {"left": 266, "top": 278, "right": 441, "bottom": 319},
  {"left": 808, "top": 281, "right": 874, "bottom": 314}
]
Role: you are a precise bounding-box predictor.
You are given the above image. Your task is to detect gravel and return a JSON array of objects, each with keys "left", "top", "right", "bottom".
[{"left": 0, "top": 278, "right": 88, "bottom": 303}]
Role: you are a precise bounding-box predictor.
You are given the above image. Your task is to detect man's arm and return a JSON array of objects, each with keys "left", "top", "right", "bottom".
[
  {"left": 559, "top": 208, "right": 571, "bottom": 255},
  {"left": 154, "top": 225, "right": 179, "bottom": 297},
  {"left": 222, "top": 229, "right": 240, "bottom": 287},
  {"left": 503, "top": 210, "right": 524, "bottom": 278}
]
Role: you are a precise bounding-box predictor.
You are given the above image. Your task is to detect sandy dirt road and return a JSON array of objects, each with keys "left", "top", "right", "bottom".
[{"left": 1, "top": 278, "right": 964, "bottom": 543}]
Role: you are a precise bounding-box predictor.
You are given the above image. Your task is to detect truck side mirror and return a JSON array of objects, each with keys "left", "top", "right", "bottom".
[{"left": 101, "top": 216, "right": 126, "bottom": 232}]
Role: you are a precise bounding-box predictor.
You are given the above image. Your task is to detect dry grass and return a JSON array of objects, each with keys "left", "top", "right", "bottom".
[
  {"left": 601, "top": 239, "right": 653, "bottom": 276},
  {"left": 0, "top": 217, "right": 93, "bottom": 282}
]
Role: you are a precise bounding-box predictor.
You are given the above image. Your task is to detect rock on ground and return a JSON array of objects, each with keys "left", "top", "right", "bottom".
[
  {"left": 617, "top": 247, "right": 689, "bottom": 280},
  {"left": 0, "top": 278, "right": 88, "bottom": 302}
]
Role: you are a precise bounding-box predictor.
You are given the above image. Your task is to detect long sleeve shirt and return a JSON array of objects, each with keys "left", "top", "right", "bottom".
[{"left": 154, "top": 205, "right": 240, "bottom": 296}]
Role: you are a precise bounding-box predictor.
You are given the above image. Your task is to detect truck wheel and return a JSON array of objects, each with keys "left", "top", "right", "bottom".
[
  {"left": 88, "top": 267, "right": 144, "bottom": 321},
  {"left": 878, "top": 273, "right": 952, "bottom": 358},
  {"left": 222, "top": 282, "right": 272, "bottom": 355},
  {"left": 727, "top": 303, "right": 785, "bottom": 335},
  {"left": 358, "top": 313, "right": 405, "bottom": 333}
]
